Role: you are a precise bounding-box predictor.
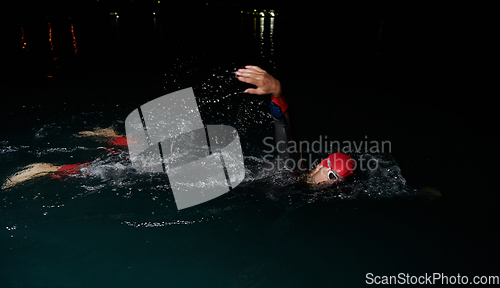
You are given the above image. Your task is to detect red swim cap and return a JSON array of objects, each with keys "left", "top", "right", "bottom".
[{"left": 319, "top": 153, "right": 355, "bottom": 179}]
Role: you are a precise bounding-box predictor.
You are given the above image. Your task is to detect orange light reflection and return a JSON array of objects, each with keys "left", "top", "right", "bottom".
[
  {"left": 70, "top": 23, "right": 78, "bottom": 55},
  {"left": 21, "top": 27, "right": 28, "bottom": 51},
  {"left": 48, "top": 22, "right": 54, "bottom": 51}
]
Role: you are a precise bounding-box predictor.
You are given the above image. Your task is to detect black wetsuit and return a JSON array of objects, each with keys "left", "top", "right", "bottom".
[{"left": 269, "top": 97, "right": 301, "bottom": 171}]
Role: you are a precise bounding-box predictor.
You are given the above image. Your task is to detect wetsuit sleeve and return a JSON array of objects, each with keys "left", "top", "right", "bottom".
[
  {"left": 270, "top": 94, "right": 299, "bottom": 170},
  {"left": 270, "top": 94, "right": 288, "bottom": 118}
]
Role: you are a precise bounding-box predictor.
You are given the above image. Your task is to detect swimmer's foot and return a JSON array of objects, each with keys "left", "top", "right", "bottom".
[
  {"left": 75, "top": 127, "right": 120, "bottom": 140},
  {"left": 2, "top": 163, "right": 62, "bottom": 190}
]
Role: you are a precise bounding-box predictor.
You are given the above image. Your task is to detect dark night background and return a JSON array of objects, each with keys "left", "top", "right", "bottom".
[{"left": 1, "top": 1, "right": 498, "bottom": 287}]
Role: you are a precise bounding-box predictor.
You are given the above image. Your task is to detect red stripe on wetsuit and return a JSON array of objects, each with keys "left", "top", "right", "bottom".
[
  {"left": 50, "top": 136, "right": 128, "bottom": 179},
  {"left": 271, "top": 94, "right": 288, "bottom": 113},
  {"left": 50, "top": 163, "right": 90, "bottom": 179}
]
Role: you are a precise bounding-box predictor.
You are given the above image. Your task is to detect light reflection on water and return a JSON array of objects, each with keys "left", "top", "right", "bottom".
[{"left": 13, "top": 8, "right": 284, "bottom": 79}]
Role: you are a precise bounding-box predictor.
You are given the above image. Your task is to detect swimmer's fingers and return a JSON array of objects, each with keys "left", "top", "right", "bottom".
[
  {"left": 235, "top": 65, "right": 281, "bottom": 95},
  {"left": 245, "top": 65, "right": 266, "bottom": 73},
  {"left": 235, "top": 75, "right": 265, "bottom": 94},
  {"left": 235, "top": 66, "right": 266, "bottom": 78},
  {"left": 235, "top": 70, "right": 261, "bottom": 80},
  {"left": 236, "top": 72, "right": 260, "bottom": 85},
  {"left": 243, "top": 87, "right": 265, "bottom": 95}
]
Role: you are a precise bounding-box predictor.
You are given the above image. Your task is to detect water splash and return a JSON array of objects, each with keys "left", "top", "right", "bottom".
[
  {"left": 1, "top": 61, "right": 415, "bottom": 229},
  {"left": 2, "top": 119, "right": 414, "bottom": 228}
]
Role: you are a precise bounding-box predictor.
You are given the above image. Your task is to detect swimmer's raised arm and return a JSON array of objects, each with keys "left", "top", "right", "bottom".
[
  {"left": 236, "top": 65, "right": 289, "bottom": 124},
  {"left": 235, "top": 65, "right": 355, "bottom": 185},
  {"left": 235, "top": 65, "right": 283, "bottom": 98}
]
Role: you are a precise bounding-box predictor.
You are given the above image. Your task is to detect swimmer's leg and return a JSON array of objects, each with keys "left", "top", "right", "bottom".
[
  {"left": 75, "top": 127, "right": 120, "bottom": 140},
  {"left": 2, "top": 163, "right": 62, "bottom": 189}
]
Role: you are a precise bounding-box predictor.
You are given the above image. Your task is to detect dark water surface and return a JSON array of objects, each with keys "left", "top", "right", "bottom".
[{"left": 2, "top": 4, "right": 498, "bottom": 287}]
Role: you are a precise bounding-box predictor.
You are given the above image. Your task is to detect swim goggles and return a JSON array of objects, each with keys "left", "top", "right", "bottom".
[{"left": 327, "top": 158, "right": 340, "bottom": 181}]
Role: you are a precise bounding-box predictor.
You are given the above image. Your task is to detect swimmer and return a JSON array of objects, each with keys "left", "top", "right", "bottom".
[
  {"left": 3, "top": 68, "right": 354, "bottom": 189},
  {"left": 235, "top": 65, "right": 355, "bottom": 186},
  {"left": 2, "top": 127, "right": 127, "bottom": 189}
]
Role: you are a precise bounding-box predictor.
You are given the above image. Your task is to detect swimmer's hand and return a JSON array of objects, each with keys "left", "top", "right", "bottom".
[{"left": 235, "top": 65, "right": 282, "bottom": 98}]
